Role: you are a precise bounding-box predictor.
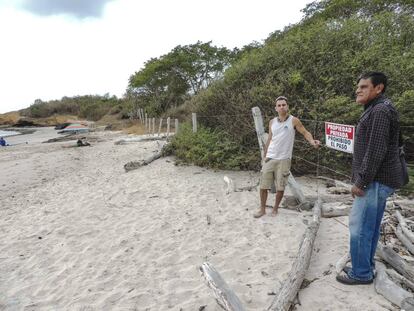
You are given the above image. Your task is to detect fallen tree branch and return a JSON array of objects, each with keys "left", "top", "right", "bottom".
[
  {"left": 199, "top": 262, "right": 245, "bottom": 311},
  {"left": 267, "top": 199, "right": 322, "bottom": 311},
  {"left": 374, "top": 262, "right": 414, "bottom": 309}
]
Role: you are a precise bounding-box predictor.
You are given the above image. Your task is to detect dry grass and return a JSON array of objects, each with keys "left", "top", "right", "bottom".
[
  {"left": 0, "top": 112, "right": 21, "bottom": 125},
  {"left": 0, "top": 110, "right": 147, "bottom": 136},
  {"left": 123, "top": 123, "right": 146, "bottom": 135},
  {"left": 37, "top": 115, "right": 80, "bottom": 126},
  {"left": 0, "top": 113, "right": 83, "bottom": 127},
  {"left": 95, "top": 114, "right": 146, "bottom": 134}
]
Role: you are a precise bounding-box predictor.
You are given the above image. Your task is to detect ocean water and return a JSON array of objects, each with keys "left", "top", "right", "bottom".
[{"left": 0, "top": 130, "right": 20, "bottom": 137}]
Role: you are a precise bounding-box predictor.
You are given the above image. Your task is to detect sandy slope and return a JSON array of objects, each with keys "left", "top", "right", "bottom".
[{"left": 0, "top": 128, "right": 394, "bottom": 310}]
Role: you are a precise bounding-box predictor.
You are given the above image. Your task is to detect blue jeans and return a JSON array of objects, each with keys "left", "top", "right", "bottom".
[{"left": 348, "top": 182, "right": 394, "bottom": 281}]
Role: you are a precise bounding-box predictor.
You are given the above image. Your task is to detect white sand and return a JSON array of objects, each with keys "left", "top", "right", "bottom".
[{"left": 0, "top": 128, "right": 395, "bottom": 310}]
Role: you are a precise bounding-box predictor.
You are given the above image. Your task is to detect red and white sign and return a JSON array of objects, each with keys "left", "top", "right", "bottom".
[{"left": 325, "top": 122, "right": 355, "bottom": 154}]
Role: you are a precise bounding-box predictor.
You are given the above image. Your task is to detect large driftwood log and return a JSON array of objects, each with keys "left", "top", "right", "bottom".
[
  {"left": 396, "top": 225, "right": 414, "bottom": 255},
  {"left": 322, "top": 203, "right": 351, "bottom": 218},
  {"left": 124, "top": 150, "right": 163, "bottom": 172},
  {"left": 377, "top": 243, "right": 414, "bottom": 281},
  {"left": 199, "top": 262, "right": 246, "bottom": 311},
  {"left": 267, "top": 199, "right": 322, "bottom": 311},
  {"left": 374, "top": 262, "right": 414, "bottom": 309},
  {"left": 395, "top": 211, "right": 414, "bottom": 244}
]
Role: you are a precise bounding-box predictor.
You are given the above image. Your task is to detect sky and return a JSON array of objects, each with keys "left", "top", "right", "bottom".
[{"left": 0, "top": 0, "right": 311, "bottom": 113}]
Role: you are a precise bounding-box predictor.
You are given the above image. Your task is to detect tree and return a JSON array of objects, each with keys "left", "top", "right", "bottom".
[{"left": 127, "top": 41, "right": 235, "bottom": 115}]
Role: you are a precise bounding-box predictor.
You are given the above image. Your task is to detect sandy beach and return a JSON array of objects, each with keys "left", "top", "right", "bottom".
[{"left": 0, "top": 128, "right": 397, "bottom": 310}]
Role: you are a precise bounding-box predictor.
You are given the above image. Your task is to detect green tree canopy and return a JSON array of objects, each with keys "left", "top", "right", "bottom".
[{"left": 127, "top": 41, "right": 235, "bottom": 115}]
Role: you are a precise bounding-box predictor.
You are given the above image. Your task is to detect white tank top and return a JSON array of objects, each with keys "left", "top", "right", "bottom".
[{"left": 266, "top": 115, "right": 295, "bottom": 160}]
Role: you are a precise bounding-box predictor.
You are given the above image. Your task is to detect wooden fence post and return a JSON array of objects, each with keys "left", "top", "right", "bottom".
[
  {"left": 158, "top": 118, "right": 163, "bottom": 136},
  {"left": 167, "top": 117, "right": 171, "bottom": 137},
  {"left": 175, "top": 119, "right": 179, "bottom": 134},
  {"left": 192, "top": 112, "right": 197, "bottom": 133},
  {"left": 251, "top": 107, "right": 265, "bottom": 158},
  {"left": 145, "top": 113, "right": 148, "bottom": 133},
  {"left": 152, "top": 118, "right": 155, "bottom": 135}
]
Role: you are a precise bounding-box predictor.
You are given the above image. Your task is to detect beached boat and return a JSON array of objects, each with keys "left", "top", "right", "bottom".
[{"left": 57, "top": 123, "right": 89, "bottom": 134}]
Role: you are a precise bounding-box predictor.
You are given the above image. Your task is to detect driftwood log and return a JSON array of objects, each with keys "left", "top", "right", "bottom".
[
  {"left": 386, "top": 268, "right": 414, "bottom": 292},
  {"left": 396, "top": 225, "right": 414, "bottom": 255},
  {"left": 115, "top": 135, "right": 168, "bottom": 145},
  {"left": 335, "top": 252, "right": 350, "bottom": 275},
  {"left": 396, "top": 211, "right": 414, "bottom": 244},
  {"left": 267, "top": 199, "right": 322, "bottom": 311},
  {"left": 223, "top": 176, "right": 259, "bottom": 194},
  {"left": 199, "top": 262, "right": 245, "bottom": 311},
  {"left": 322, "top": 203, "right": 351, "bottom": 218},
  {"left": 374, "top": 262, "right": 414, "bottom": 310},
  {"left": 124, "top": 150, "right": 163, "bottom": 172},
  {"left": 315, "top": 176, "right": 351, "bottom": 188},
  {"left": 377, "top": 243, "right": 414, "bottom": 281}
]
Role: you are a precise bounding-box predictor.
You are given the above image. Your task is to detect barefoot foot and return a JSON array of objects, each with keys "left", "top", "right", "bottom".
[
  {"left": 271, "top": 209, "right": 278, "bottom": 216},
  {"left": 254, "top": 210, "right": 266, "bottom": 218}
]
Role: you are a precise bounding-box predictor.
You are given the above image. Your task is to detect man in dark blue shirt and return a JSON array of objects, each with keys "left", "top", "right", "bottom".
[{"left": 336, "top": 72, "right": 404, "bottom": 285}]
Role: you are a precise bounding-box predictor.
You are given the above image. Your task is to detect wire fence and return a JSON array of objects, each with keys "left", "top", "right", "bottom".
[{"left": 131, "top": 106, "right": 413, "bottom": 183}]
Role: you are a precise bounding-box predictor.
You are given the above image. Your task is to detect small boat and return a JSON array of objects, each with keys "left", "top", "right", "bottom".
[{"left": 57, "top": 123, "right": 89, "bottom": 134}]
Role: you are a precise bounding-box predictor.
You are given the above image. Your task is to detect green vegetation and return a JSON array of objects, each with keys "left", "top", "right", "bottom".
[
  {"left": 164, "top": 123, "right": 260, "bottom": 170},
  {"left": 182, "top": 0, "right": 414, "bottom": 181},
  {"left": 21, "top": 94, "right": 125, "bottom": 121}
]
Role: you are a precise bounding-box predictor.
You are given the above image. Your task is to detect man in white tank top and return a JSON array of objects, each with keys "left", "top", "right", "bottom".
[{"left": 254, "top": 96, "right": 320, "bottom": 218}]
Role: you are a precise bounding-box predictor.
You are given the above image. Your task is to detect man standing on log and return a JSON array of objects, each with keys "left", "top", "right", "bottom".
[
  {"left": 336, "top": 72, "right": 405, "bottom": 285},
  {"left": 254, "top": 96, "right": 320, "bottom": 218}
]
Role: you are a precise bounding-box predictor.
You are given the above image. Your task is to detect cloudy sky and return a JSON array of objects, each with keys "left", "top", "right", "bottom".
[{"left": 0, "top": 0, "right": 311, "bottom": 113}]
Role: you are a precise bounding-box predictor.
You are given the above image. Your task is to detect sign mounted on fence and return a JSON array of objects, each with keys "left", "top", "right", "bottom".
[{"left": 325, "top": 122, "right": 355, "bottom": 154}]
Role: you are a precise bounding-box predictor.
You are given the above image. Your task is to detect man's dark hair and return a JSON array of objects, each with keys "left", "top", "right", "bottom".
[
  {"left": 275, "top": 96, "right": 288, "bottom": 104},
  {"left": 357, "top": 71, "right": 388, "bottom": 93}
]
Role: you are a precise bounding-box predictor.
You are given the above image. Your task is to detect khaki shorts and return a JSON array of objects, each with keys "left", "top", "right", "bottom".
[{"left": 259, "top": 158, "right": 291, "bottom": 191}]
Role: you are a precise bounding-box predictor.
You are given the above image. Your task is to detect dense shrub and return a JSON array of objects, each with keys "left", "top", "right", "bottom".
[{"left": 165, "top": 123, "right": 260, "bottom": 170}]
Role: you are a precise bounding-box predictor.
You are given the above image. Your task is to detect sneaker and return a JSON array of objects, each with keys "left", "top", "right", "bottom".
[{"left": 336, "top": 274, "right": 373, "bottom": 285}]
